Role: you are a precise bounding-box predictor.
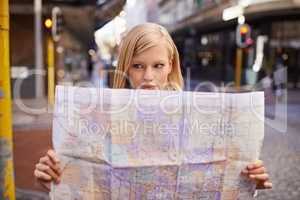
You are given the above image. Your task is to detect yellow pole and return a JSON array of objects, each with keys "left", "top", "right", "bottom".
[
  {"left": 0, "top": 0, "right": 16, "bottom": 199},
  {"left": 47, "top": 37, "right": 55, "bottom": 106},
  {"left": 235, "top": 48, "right": 243, "bottom": 90}
]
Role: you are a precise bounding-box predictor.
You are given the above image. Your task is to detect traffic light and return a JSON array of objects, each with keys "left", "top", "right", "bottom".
[
  {"left": 236, "top": 23, "right": 252, "bottom": 48},
  {"left": 44, "top": 18, "right": 52, "bottom": 29},
  {"left": 44, "top": 18, "right": 53, "bottom": 36},
  {"left": 52, "top": 7, "right": 64, "bottom": 42}
]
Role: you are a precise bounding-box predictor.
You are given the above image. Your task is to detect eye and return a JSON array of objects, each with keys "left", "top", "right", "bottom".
[
  {"left": 132, "top": 64, "right": 143, "bottom": 69},
  {"left": 154, "top": 63, "right": 165, "bottom": 68}
]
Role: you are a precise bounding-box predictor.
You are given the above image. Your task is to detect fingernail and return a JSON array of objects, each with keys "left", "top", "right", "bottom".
[
  {"left": 249, "top": 174, "right": 255, "bottom": 179},
  {"left": 55, "top": 178, "right": 60, "bottom": 184},
  {"left": 247, "top": 165, "right": 253, "bottom": 170},
  {"left": 264, "top": 182, "right": 272, "bottom": 188}
]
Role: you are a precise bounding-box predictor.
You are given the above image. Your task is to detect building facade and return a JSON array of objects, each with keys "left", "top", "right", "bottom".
[{"left": 157, "top": 0, "right": 300, "bottom": 89}]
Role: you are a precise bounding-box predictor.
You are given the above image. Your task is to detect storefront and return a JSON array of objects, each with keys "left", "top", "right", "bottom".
[{"left": 173, "top": 17, "right": 300, "bottom": 89}]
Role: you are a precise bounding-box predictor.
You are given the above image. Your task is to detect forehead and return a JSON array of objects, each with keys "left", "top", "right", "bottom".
[{"left": 132, "top": 43, "right": 170, "bottom": 62}]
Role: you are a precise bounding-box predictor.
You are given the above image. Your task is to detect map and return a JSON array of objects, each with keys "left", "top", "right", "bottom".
[{"left": 50, "top": 86, "right": 265, "bottom": 200}]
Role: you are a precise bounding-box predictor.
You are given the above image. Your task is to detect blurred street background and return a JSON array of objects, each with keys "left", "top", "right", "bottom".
[{"left": 1, "top": 0, "right": 300, "bottom": 199}]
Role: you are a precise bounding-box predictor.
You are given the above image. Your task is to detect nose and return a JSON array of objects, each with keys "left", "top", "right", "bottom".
[{"left": 143, "top": 66, "right": 154, "bottom": 82}]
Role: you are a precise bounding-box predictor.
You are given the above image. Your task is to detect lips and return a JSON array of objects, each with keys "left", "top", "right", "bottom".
[{"left": 140, "top": 84, "right": 157, "bottom": 90}]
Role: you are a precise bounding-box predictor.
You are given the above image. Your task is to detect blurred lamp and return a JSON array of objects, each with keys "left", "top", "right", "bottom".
[
  {"left": 222, "top": 5, "right": 243, "bottom": 21},
  {"left": 238, "top": 15, "right": 245, "bottom": 24}
]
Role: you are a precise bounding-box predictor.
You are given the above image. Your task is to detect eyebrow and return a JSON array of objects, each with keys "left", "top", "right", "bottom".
[{"left": 132, "top": 59, "right": 167, "bottom": 64}]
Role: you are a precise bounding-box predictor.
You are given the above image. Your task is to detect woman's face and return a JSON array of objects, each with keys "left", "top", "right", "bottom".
[{"left": 128, "top": 43, "right": 172, "bottom": 90}]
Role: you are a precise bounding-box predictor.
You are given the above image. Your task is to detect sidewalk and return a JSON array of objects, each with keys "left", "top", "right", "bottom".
[{"left": 16, "top": 188, "right": 49, "bottom": 200}]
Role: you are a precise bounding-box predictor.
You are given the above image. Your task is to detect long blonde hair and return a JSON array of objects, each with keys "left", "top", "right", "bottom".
[{"left": 113, "top": 23, "right": 184, "bottom": 90}]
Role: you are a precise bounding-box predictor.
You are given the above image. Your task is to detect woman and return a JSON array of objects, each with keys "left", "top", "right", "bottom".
[{"left": 34, "top": 23, "right": 272, "bottom": 191}]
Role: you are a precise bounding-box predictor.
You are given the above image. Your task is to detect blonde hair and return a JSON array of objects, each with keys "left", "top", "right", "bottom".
[{"left": 113, "top": 23, "right": 184, "bottom": 90}]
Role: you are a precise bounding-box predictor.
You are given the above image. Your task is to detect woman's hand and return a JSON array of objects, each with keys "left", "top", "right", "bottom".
[
  {"left": 34, "top": 149, "right": 61, "bottom": 191},
  {"left": 241, "top": 160, "right": 272, "bottom": 189}
]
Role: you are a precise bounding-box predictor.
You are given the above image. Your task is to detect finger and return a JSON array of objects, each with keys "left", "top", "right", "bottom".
[
  {"left": 39, "top": 156, "right": 61, "bottom": 174},
  {"left": 247, "top": 160, "right": 263, "bottom": 170},
  {"left": 241, "top": 168, "right": 249, "bottom": 175},
  {"left": 249, "top": 173, "right": 269, "bottom": 181},
  {"left": 47, "top": 149, "right": 60, "bottom": 163},
  {"left": 248, "top": 167, "right": 266, "bottom": 175},
  {"left": 36, "top": 163, "right": 60, "bottom": 183},
  {"left": 34, "top": 170, "right": 51, "bottom": 191},
  {"left": 39, "top": 156, "right": 60, "bottom": 173},
  {"left": 40, "top": 181, "right": 51, "bottom": 191},
  {"left": 35, "top": 163, "right": 50, "bottom": 172},
  {"left": 46, "top": 152, "right": 61, "bottom": 173},
  {"left": 34, "top": 169, "right": 51, "bottom": 181},
  {"left": 264, "top": 181, "right": 273, "bottom": 189},
  {"left": 36, "top": 163, "right": 59, "bottom": 177}
]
